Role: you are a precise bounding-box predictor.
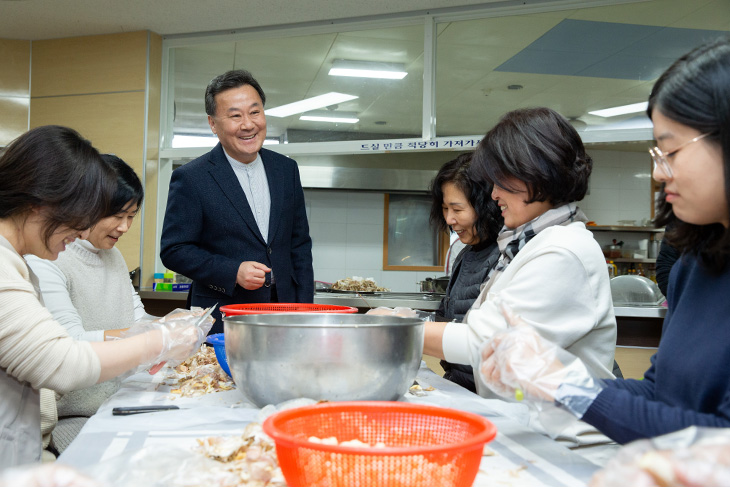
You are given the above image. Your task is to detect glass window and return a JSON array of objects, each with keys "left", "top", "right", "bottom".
[
  {"left": 168, "top": 24, "right": 424, "bottom": 148},
  {"left": 384, "top": 194, "right": 446, "bottom": 271}
]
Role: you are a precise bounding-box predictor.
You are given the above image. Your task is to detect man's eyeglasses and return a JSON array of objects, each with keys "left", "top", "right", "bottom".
[{"left": 649, "top": 133, "right": 711, "bottom": 178}]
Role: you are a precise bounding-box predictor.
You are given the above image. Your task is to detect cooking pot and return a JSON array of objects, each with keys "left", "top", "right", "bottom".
[{"left": 418, "top": 276, "right": 450, "bottom": 293}]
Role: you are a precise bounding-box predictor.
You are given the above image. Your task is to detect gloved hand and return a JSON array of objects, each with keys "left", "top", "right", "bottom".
[
  {"left": 0, "top": 463, "right": 105, "bottom": 487},
  {"left": 590, "top": 427, "right": 730, "bottom": 487},
  {"left": 366, "top": 306, "right": 418, "bottom": 318},
  {"left": 480, "top": 322, "right": 565, "bottom": 402},
  {"left": 122, "top": 307, "right": 215, "bottom": 371},
  {"left": 479, "top": 300, "right": 604, "bottom": 418}
]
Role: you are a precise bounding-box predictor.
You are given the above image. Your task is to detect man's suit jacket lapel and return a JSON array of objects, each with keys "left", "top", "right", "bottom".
[
  {"left": 262, "top": 150, "right": 282, "bottom": 244},
  {"left": 207, "top": 144, "right": 267, "bottom": 245}
]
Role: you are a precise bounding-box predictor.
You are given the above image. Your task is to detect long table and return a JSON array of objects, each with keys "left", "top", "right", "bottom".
[{"left": 59, "top": 364, "right": 601, "bottom": 486}]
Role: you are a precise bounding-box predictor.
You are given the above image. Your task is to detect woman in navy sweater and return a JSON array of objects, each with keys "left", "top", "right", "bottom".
[{"left": 480, "top": 36, "right": 730, "bottom": 445}]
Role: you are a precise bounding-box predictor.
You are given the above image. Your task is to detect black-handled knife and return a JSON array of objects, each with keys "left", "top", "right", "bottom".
[{"left": 112, "top": 405, "right": 181, "bottom": 415}]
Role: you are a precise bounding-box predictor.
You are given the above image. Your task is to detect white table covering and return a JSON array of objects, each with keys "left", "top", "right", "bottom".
[{"left": 58, "top": 364, "right": 599, "bottom": 486}]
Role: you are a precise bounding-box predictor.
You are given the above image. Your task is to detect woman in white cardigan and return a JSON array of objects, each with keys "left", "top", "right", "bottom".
[
  {"left": 0, "top": 126, "right": 208, "bottom": 468},
  {"left": 26, "top": 154, "right": 151, "bottom": 452},
  {"left": 422, "top": 108, "right": 617, "bottom": 454}
]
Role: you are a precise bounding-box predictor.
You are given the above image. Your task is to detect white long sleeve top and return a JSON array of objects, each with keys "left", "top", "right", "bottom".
[
  {"left": 26, "top": 240, "right": 146, "bottom": 342},
  {"left": 0, "top": 236, "right": 100, "bottom": 391},
  {"left": 0, "top": 235, "right": 100, "bottom": 467},
  {"left": 443, "top": 222, "right": 616, "bottom": 379},
  {"left": 442, "top": 222, "right": 617, "bottom": 449}
]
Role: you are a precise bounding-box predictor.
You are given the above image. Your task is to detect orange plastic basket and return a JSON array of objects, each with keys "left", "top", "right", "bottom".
[
  {"left": 262, "top": 401, "right": 497, "bottom": 487},
  {"left": 219, "top": 303, "right": 358, "bottom": 316}
]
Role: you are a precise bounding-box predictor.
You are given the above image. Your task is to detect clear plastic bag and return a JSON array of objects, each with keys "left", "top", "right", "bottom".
[
  {"left": 590, "top": 426, "right": 730, "bottom": 487},
  {"left": 83, "top": 423, "right": 287, "bottom": 486},
  {"left": 0, "top": 463, "right": 106, "bottom": 487},
  {"left": 122, "top": 307, "right": 215, "bottom": 370},
  {"left": 478, "top": 300, "right": 605, "bottom": 438}
]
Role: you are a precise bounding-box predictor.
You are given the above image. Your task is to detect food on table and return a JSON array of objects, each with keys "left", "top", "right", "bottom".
[
  {"left": 196, "top": 423, "right": 287, "bottom": 486},
  {"left": 308, "top": 436, "right": 386, "bottom": 448},
  {"left": 408, "top": 383, "right": 436, "bottom": 397},
  {"left": 168, "top": 344, "right": 234, "bottom": 397},
  {"left": 332, "top": 276, "right": 388, "bottom": 292},
  {"left": 300, "top": 435, "right": 459, "bottom": 486}
]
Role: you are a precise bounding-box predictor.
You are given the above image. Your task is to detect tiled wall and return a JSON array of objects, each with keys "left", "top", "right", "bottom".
[
  {"left": 306, "top": 191, "right": 441, "bottom": 292},
  {"left": 581, "top": 150, "right": 653, "bottom": 227},
  {"left": 304, "top": 148, "right": 654, "bottom": 292}
]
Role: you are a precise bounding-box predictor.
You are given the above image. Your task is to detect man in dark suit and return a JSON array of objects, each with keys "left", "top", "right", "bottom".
[{"left": 160, "top": 70, "right": 314, "bottom": 333}]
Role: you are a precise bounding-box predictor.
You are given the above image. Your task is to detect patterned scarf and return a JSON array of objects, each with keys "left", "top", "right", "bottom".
[{"left": 486, "top": 203, "right": 588, "bottom": 282}]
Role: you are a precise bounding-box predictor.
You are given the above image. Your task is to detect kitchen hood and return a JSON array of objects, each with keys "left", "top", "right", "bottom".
[
  {"left": 295, "top": 151, "right": 461, "bottom": 193},
  {"left": 299, "top": 165, "right": 437, "bottom": 193}
]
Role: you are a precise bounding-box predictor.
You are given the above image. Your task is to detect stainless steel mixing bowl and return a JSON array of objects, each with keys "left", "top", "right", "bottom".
[{"left": 223, "top": 313, "right": 425, "bottom": 407}]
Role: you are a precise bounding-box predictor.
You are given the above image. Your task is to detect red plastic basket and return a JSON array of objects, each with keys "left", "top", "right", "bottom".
[
  {"left": 262, "top": 401, "right": 497, "bottom": 487},
  {"left": 219, "top": 303, "right": 358, "bottom": 316}
]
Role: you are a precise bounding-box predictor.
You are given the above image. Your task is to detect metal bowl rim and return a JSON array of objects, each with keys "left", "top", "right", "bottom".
[{"left": 222, "top": 312, "right": 424, "bottom": 328}]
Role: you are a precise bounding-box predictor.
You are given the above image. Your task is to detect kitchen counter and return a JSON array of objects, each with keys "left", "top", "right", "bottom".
[
  {"left": 59, "top": 364, "right": 601, "bottom": 486},
  {"left": 614, "top": 305, "right": 666, "bottom": 318},
  {"left": 314, "top": 291, "right": 442, "bottom": 311},
  {"left": 139, "top": 289, "right": 667, "bottom": 318}
]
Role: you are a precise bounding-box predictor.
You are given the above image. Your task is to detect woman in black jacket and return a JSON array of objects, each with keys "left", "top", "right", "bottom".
[{"left": 429, "top": 152, "right": 503, "bottom": 392}]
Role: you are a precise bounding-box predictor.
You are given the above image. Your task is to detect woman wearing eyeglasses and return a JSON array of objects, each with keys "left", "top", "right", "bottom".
[{"left": 479, "top": 36, "right": 730, "bottom": 445}]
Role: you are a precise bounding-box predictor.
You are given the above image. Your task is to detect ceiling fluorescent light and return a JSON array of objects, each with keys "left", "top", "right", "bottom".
[
  {"left": 589, "top": 102, "right": 649, "bottom": 118},
  {"left": 266, "top": 92, "right": 358, "bottom": 118},
  {"left": 171, "top": 134, "right": 218, "bottom": 148},
  {"left": 299, "top": 111, "right": 359, "bottom": 124},
  {"left": 329, "top": 60, "right": 407, "bottom": 80}
]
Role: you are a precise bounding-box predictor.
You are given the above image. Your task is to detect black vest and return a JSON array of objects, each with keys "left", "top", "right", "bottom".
[{"left": 438, "top": 241, "right": 500, "bottom": 392}]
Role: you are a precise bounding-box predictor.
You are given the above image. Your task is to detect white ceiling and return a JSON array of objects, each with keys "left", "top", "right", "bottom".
[
  {"left": 165, "top": 0, "right": 730, "bottom": 144},
  {"left": 1, "top": 0, "right": 506, "bottom": 41},
  {"left": 3, "top": 0, "right": 730, "bottom": 149}
]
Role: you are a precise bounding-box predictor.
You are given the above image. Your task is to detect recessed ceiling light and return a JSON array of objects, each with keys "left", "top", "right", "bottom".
[
  {"left": 329, "top": 60, "right": 407, "bottom": 80},
  {"left": 299, "top": 111, "right": 359, "bottom": 124},
  {"left": 589, "top": 102, "right": 648, "bottom": 118},
  {"left": 266, "top": 92, "right": 358, "bottom": 118}
]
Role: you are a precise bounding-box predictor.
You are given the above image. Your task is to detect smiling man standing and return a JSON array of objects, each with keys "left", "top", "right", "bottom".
[{"left": 161, "top": 70, "right": 314, "bottom": 333}]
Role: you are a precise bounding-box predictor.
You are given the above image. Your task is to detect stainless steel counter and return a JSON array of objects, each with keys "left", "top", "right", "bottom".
[
  {"left": 139, "top": 290, "right": 667, "bottom": 318},
  {"left": 139, "top": 290, "right": 187, "bottom": 301},
  {"left": 614, "top": 306, "right": 667, "bottom": 318},
  {"left": 314, "top": 291, "right": 442, "bottom": 311}
]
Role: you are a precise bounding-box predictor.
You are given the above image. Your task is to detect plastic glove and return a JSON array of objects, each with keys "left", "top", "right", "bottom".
[
  {"left": 122, "top": 307, "right": 215, "bottom": 370},
  {"left": 0, "top": 463, "right": 106, "bottom": 487},
  {"left": 366, "top": 306, "right": 418, "bottom": 318},
  {"left": 590, "top": 427, "right": 730, "bottom": 487},
  {"left": 479, "top": 301, "right": 604, "bottom": 419}
]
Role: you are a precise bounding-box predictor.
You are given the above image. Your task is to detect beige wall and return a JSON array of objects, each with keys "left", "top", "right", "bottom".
[
  {"left": 0, "top": 39, "right": 30, "bottom": 146},
  {"left": 28, "top": 31, "right": 161, "bottom": 283}
]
